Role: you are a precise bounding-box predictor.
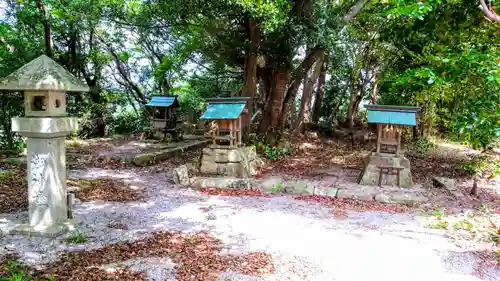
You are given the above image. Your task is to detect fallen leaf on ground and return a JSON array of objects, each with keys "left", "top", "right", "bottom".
[
  {"left": 295, "top": 195, "right": 419, "bottom": 214},
  {"left": 68, "top": 178, "right": 145, "bottom": 202},
  {"left": 199, "top": 187, "right": 270, "bottom": 197},
  {"left": 472, "top": 250, "right": 500, "bottom": 279},
  {"left": 0, "top": 167, "right": 27, "bottom": 213},
  {"left": 1, "top": 231, "right": 275, "bottom": 281}
]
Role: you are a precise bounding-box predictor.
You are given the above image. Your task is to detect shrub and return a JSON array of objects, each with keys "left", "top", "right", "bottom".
[
  {"left": 411, "top": 136, "right": 437, "bottom": 154},
  {"left": 110, "top": 109, "right": 149, "bottom": 135}
]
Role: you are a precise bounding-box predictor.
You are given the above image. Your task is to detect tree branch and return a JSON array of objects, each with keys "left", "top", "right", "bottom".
[
  {"left": 344, "top": 0, "right": 371, "bottom": 22},
  {"left": 479, "top": 0, "right": 500, "bottom": 22}
]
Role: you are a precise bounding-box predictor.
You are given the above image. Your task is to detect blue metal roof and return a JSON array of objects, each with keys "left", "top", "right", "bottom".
[
  {"left": 200, "top": 103, "right": 246, "bottom": 120},
  {"left": 367, "top": 110, "right": 417, "bottom": 126},
  {"left": 145, "top": 96, "right": 178, "bottom": 107},
  {"left": 364, "top": 105, "right": 419, "bottom": 126}
]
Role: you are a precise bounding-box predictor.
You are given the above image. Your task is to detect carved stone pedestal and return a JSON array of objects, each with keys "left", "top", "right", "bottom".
[{"left": 10, "top": 117, "right": 79, "bottom": 237}]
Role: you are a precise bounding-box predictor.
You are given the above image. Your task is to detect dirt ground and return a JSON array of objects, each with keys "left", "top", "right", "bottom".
[{"left": 0, "top": 133, "right": 498, "bottom": 280}]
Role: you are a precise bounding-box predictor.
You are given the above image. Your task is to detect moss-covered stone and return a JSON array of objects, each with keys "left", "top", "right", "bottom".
[
  {"left": 5, "top": 157, "right": 26, "bottom": 166},
  {"left": 132, "top": 153, "right": 155, "bottom": 166}
]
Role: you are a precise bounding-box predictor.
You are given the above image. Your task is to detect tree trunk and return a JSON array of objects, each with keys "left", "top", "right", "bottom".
[
  {"left": 36, "top": 0, "right": 53, "bottom": 57},
  {"left": 297, "top": 50, "right": 324, "bottom": 131},
  {"left": 259, "top": 68, "right": 288, "bottom": 143},
  {"left": 370, "top": 72, "right": 380, "bottom": 104},
  {"left": 471, "top": 176, "right": 478, "bottom": 196},
  {"left": 312, "top": 55, "right": 328, "bottom": 124},
  {"left": 289, "top": 98, "right": 297, "bottom": 129},
  {"left": 280, "top": 47, "right": 324, "bottom": 130},
  {"left": 242, "top": 18, "right": 260, "bottom": 136},
  {"left": 160, "top": 78, "right": 171, "bottom": 96},
  {"left": 282, "top": 85, "right": 298, "bottom": 130},
  {"left": 353, "top": 95, "right": 363, "bottom": 127},
  {"left": 242, "top": 19, "right": 260, "bottom": 114},
  {"left": 346, "top": 89, "right": 360, "bottom": 129}
]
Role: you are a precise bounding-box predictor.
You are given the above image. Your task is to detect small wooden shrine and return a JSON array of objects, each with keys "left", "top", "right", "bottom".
[
  {"left": 359, "top": 104, "right": 420, "bottom": 188},
  {"left": 200, "top": 97, "right": 249, "bottom": 148},
  {"left": 365, "top": 105, "right": 420, "bottom": 155},
  {"left": 145, "top": 96, "right": 179, "bottom": 130}
]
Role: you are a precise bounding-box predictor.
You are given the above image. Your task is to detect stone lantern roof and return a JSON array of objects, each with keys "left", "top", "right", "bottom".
[{"left": 0, "top": 55, "right": 89, "bottom": 92}]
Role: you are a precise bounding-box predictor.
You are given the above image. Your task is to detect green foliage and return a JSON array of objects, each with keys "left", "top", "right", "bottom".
[
  {"left": 0, "top": 0, "right": 498, "bottom": 146},
  {"left": 461, "top": 154, "right": 500, "bottom": 179},
  {"left": 426, "top": 208, "right": 449, "bottom": 229},
  {"left": 452, "top": 219, "right": 473, "bottom": 231},
  {"left": 377, "top": 1, "right": 500, "bottom": 147},
  {"left": 264, "top": 145, "right": 289, "bottom": 161},
  {"left": 426, "top": 219, "right": 449, "bottom": 229},
  {"left": 411, "top": 136, "right": 437, "bottom": 154},
  {"left": 0, "top": 260, "right": 54, "bottom": 281},
  {"left": 232, "top": 0, "right": 292, "bottom": 32},
  {"left": 64, "top": 232, "right": 88, "bottom": 244},
  {"left": 384, "top": 0, "right": 442, "bottom": 20},
  {"left": 110, "top": 108, "right": 149, "bottom": 135},
  {"left": 0, "top": 171, "right": 16, "bottom": 184},
  {"left": 247, "top": 134, "right": 290, "bottom": 161},
  {"left": 432, "top": 208, "right": 445, "bottom": 220},
  {"left": 270, "top": 183, "right": 282, "bottom": 194}
]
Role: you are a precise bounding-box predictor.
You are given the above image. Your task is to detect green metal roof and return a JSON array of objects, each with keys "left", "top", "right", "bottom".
[
  {"left": 145, "top": 96, "right": 178, "bottom": 107},
  {"left": 200, "top": 102, "right": 246, "bottom": 119},
  {"left": 0, "top": 55, "right": 90, "bottom": 92},
  {"left": 364, "top": 104, "right": 420, "bottom": 126}
]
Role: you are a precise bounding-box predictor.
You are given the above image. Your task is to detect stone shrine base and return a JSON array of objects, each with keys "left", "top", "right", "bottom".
[
  {"left": 359, "top": 152, "right": 413, "bottom": 188},
  {"left": 10, "top": 219, "right": 80, "bottom": 237},
  {"left": 200, "top": 146, "right": 260, "bottom": 177}
]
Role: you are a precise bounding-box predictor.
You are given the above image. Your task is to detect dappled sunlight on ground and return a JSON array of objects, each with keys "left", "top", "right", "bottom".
[
  {"left": 1, "top": 132, "right": 499, "bottom": 280},
  {"left": 1, "top": 166, "right": 498, "bottom": 280}
]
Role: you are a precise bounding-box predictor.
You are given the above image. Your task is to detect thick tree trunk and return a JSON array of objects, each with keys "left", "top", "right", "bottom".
[
  {"left": 36, "top": 0, "right": 53, "bottom": 57},
  {"left": 279, "top": 47, "right": 324, "bottom": 130},
  {"left": 259, "top": 68, "right": 288, "bottom": 143},
  {"left": 297, "top": 50, "right": 324, "bottom": 131},
  {"left": 281, "top": 85, "right": 299, "bottom": 130},
  {"left": 242, "top": 18, "right": 260, "bottom": 137},
  {"left": 268, "top": 69, "right": 288, "bottom": 130},
  {"left": 312, "top": 55, "right": 328, "bottom": 124},
  {"left": 242, "top": 19, "right": 260, "bottom": 114}
]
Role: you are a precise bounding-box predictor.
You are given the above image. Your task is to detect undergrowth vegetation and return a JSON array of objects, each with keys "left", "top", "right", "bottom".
[
  {"left": 0, "top": 259, "right": 54, "bottom": 281},
  {"left": 411, "top": 136, "right": 437, "bottom": 155}
]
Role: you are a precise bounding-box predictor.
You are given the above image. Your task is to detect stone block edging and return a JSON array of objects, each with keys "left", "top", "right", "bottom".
[
  {"left": 132, "top": 140, "right": 210, "bottom": 166},
  {"left": 187, "top": 174, "right": 428, "bottom": 205}
]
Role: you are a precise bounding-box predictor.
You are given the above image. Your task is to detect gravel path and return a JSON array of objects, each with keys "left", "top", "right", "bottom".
[{"left": 0, "top": 168, "right": 498, "bottom": 281}]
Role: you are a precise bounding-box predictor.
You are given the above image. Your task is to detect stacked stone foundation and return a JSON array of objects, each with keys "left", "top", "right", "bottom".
[
  {"left": 359, "top": 152, "right": 413, "bottom": 188},
  {"left": 200, "top": 146, "right": 259, "bottom": 177}
]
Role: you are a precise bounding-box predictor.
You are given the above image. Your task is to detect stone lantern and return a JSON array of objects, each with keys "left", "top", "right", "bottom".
[{"left": 0, "top": 55, "right": 89, "bottom": 236}]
